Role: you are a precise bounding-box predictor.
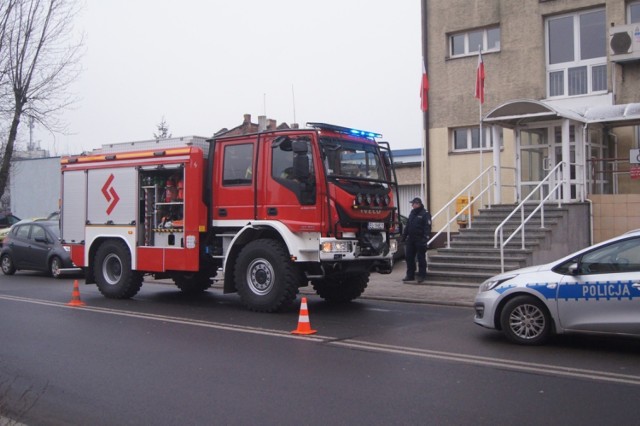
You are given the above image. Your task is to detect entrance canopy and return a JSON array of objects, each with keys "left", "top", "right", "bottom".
[{"left": 483, "top": 99, "right": 640, "bottom": 128}]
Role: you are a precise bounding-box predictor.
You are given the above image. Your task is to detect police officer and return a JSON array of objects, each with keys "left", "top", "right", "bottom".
[{"left": 402, "top": 197, "right": 432, "bottom": 283}]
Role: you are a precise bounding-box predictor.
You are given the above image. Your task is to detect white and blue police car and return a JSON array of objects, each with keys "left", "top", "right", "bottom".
[{"left": 474, "top": 229, "right": 640, "bottom": 345}]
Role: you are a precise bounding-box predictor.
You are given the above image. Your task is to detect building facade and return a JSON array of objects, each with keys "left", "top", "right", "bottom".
[{"left": 423, "top": 0, "right": 640, "bottom": 243}]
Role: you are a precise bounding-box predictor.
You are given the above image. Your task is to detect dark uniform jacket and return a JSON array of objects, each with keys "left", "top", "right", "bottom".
[{"left": 402, "top": 205, "right": 432, "bottom": 244}]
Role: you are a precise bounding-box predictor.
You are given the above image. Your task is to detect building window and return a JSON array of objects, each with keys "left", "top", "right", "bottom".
[
  {"left": 452, "top": 127, "right": 503, "bottom": 152},
  {"left": 631, "top": 1, "right": 640, "bottom": 23},
  {"left": 450, "top": 27, "right": 500, "bottom": 57},
  {"left": 546, "top": 9, "right": 606, "bottom": 98}
]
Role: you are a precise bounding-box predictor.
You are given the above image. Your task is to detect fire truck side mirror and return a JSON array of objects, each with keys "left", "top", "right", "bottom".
[
  {"left": 383, "top": 152, "right": 392, "bottom": 167},
  {"left": 292, "top": 140, "right": 308, "bottom": 154},
  {"left": 292, "top": 140, "right": 310, "bottom": 181},
  {"left": 293, "top": 154, "right": 310, "bottom": 181}
]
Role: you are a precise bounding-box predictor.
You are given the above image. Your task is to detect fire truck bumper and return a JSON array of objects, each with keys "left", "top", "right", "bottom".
[{"left": 318, "top": 238, "right": 395, "bottom": 263}]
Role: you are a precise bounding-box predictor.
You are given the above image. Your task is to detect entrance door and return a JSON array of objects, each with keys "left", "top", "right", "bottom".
[
  {"left": 518, "top": 124, "right": 580, "bottom": 202},
  {"left": 519, "top": 128, "right": 550, "bottom": 201}
]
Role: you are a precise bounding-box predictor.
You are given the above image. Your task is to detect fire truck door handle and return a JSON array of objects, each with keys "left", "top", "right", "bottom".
[
  {"left": 267, "top": 207, "right": 278, "bottom": 216},
  {"left": 218, "top": 208, "right": 227, "bottom": 217}
]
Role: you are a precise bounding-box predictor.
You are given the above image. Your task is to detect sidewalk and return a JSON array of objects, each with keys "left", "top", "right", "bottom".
[{"left": 299, "top": 260, "right": 478, "bottom": 308}]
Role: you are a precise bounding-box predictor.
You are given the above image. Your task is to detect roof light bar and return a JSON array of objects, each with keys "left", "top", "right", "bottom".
[{"left": 307, "top": 122, "right": 382, "bottom": 139}]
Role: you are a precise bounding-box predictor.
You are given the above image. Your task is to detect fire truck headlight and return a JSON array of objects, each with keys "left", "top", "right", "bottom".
[
  {"left": 365, "top": 194, "right": 373, "bottom": 205},
  {"left": 321, "top": 241, "right": 353, "bottom": 253},
  {"left": 390, "top": 239, "right": 398, "bottom": 252}
]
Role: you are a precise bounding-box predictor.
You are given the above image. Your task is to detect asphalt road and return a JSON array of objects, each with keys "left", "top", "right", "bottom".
[{"left": 1, "top": 274, "right": 640, "bottom": 425}]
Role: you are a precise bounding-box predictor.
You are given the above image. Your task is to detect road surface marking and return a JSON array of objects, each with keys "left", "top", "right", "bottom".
[{"left": 1, "top": 294, "right": 639, "bottom": 385}]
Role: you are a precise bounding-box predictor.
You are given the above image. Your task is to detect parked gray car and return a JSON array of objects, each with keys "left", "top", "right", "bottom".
[{"left": 1, "top": 220, "right": 80, "bottom": 278}]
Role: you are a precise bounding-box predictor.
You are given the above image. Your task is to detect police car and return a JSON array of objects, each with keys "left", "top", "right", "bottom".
[{"left": 474, "top": 230, "right": 640, "bottom": 345}]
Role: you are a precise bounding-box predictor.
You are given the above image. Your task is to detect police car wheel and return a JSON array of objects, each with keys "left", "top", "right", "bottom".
[{"left": 500, "top": 295, "right": 551, "bottom": 345}]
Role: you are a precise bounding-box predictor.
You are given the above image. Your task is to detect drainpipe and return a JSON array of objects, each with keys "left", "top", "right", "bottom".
[{"left": 421, "top": 0, "right": 431, "bottom": 211}]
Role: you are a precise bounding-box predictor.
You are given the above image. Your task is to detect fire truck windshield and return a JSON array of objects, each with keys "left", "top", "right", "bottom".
[{"left": 320, "top": 138, "right": 388, "bottom": 183}]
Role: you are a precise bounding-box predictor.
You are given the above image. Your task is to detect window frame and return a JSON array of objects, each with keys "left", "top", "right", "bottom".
[
  {"left": 451, "top": 126, "right": 503, "bottom": 153},
  {"left": 449, "top": 26, "right": 500, "bottom": 58},
  {"left": 545, "top": 8, "right": 607, "bottom": 98},
  {"left": 630, "top": 1, "right": 640, "bottom": 24},
  {"left": 222, "top": 143, "right": 254, "bottom": 186}
]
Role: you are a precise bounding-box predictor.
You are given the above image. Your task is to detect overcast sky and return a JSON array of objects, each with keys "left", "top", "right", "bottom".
[{"left": 30, "top": 0, "right": 423, "bottom": 155}]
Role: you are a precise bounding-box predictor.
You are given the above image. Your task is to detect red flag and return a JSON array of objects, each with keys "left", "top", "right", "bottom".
[
  {"left": 475, "top": 50, "right": 485, "bottom": 104},
  {"left": 420, "top": 61, "right": 429, "bottom": 111}
]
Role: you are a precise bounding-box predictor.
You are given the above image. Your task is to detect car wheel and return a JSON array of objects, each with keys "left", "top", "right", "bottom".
[
  {"left": 173, "top": 270, "right": 213, "bottom": 295},
  {"left": 311, "top": 272, "right": 369, "bottom": 303},
  {"left": 50, "top": 256, "right": 63, "bottom": 279},
  {"left": 234, "top": 239, "right": 300, "bottom": 312},
  {"left": 499, "top": 295, "right": 551, "bottom": 345},
  {"left": 94, "top": 239, "right": 143, "bottom": 299},
  {"left": 1, "top": 254, "right": 16, "bottom": 275}
]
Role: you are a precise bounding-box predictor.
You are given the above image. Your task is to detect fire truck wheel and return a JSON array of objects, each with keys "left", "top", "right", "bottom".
[
  {"left": 1, "top": 254, "right": 16, "bottom": 275},
  {"left": 234, "top": 239, "right": 299, "bottom": 312},
  {"left": 311, "top": 272, "right": 369, "bottom": 303},
  {"left": 173, "top": 271, "right": 213, "bottom": 294},
  {"left": 94, "top": 240, "right": 143, "bottom": 299}
]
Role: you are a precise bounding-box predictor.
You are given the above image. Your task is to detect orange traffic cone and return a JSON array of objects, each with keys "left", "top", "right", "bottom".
[
  {"left": 67, "top": 280, "right": 86, "bottom": 307},
  {"left": 291, "top": 297, "right": 317, "bottom": 335}
]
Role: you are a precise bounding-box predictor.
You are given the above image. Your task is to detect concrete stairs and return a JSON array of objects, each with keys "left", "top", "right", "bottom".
[{"left": 425, "top": 204, "right": 570, "bottom": 288}]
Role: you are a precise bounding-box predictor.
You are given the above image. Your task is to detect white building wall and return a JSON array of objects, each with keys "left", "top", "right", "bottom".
[{"left": 10, "top": 157, "right": 61, "bottom": 218}]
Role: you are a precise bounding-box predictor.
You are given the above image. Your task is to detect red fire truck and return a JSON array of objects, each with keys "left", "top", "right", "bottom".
[{"left": 60, "top": 123, "right": 400, "bottom": 312}]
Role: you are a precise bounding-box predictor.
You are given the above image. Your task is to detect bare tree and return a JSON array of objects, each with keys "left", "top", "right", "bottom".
[
  {"left": 0, "top": 1, "right": 17, "bottom": 115},
  {"left": 0, "top": 0, "right": 82, "bottom": 198},
  {"left": 154, "top": 116, "right": 172, "bottom": 140}
]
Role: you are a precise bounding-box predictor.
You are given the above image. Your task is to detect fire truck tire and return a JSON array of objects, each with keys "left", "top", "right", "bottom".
[
  {"left": 173, "top": 271, "right": 213, "bottom": 294},
  {"left": 234, "top": 239, "right": 299, "bottom": 312},
  {"left": 94, "top": 240, "right": 143, "bottom": 299},
  {"left": 311, "top": 272, "right": 369, "bottom": 303}
]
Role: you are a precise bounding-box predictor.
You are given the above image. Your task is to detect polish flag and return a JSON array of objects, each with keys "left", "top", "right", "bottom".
[
  {"left": 475, "top": 50, "right": 485, "bottom": 104},
  {"left": 420, "top": 61, "right": 429, "bottom": 112}
]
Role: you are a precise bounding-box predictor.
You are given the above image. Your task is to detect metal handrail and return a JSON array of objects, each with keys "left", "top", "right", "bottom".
[
  {"left": 494, "top": 161, "right": 565, "bottom": 273},
  {"left": 428, "top": 166, "right": 495, "bottom": 249}
]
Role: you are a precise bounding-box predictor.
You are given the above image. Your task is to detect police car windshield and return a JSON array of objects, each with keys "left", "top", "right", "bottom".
[{"left": 320, "top": 138, "right": 387, "bottom": 183}]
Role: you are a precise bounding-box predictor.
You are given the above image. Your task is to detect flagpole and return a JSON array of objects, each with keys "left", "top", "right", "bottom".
[
  {"left": 476, "top": 47, "right": 485, "bottom": 206},
  {"left": 420, "top": 58, "right": 429, "bottom": 206},
  {"left": 479, "top": 85, "right": 483, "bottom": 193}
]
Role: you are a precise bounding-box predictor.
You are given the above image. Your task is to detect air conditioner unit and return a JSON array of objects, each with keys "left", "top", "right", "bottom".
[{"left": 609, "top": 24, "right": 640, "bottom": 63}]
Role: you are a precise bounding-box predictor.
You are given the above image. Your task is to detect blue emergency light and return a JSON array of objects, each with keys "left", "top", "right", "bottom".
[{"left": 307, "top": 122, "right": 382, "bottom": 139}]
